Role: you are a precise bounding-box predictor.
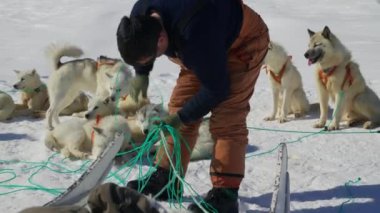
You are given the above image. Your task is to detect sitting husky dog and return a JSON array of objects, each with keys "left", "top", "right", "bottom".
[
  {"left": 0, "top": 90, "right": 15, "bottom": 121},
  {"left": 45, "top": 43, "right": 133, "bottom": 130},
  {"left": 44, "top": 114, "right": 132, "bottom": 159},
  {"left": 13, "top": 69, "right": 89, "bottom": 117},
  {"left": 305, "top": 26, "right": 380, "bottom": 130},
  {"left": 262, "top": 41, "right": 310, "bottom": 122}
]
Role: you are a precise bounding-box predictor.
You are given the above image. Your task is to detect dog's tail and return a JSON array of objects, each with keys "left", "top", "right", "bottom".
[
  {"left": 45, "top": 43, "right": 84, "bottom": 70},
  {"left": 44, "top": 131, "right": 60, "bottom": 151}
]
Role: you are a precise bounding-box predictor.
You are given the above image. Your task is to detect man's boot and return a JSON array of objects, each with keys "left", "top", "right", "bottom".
[
  {"left": 127, "top": 166, "right": 181, "bottom": 201},
  {"left": 188, "top": 187, "right": 239, "bottom": 213}
]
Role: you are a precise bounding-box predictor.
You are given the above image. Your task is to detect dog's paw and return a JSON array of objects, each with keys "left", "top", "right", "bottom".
[
  {"left": 264, "top": 116, "right": 275, "bottom": 121},
  {"left": 327, "top": 124, "right": 340, "bottom": 131},
  {"left": 313, "top": 121, "right": 326, "bottom": 128},
  {"left": 363, "top": 121, "right": 374, "bottom": 129},
  {"left": 279, "top": 117, "right": 288, "bottom": 123}
]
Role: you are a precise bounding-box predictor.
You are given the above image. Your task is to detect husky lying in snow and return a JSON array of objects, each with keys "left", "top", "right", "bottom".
[
  {"left": 262, "top": 41, "right": 310, "bottom": 123},
  {"left": 84, "top": 97, "right": 149, "bottom": 146},
  {"left": 0, "top": 90, "right": 16, "bottom": 121},
  {"left": 84, "top": 98, "right": 214, "bottom": 161},
  {"left": 305, "top": 26, "right": 380, "bottom": 130},
  {"left": 13, "top": 69, "right": 89, "bottom": 118},
  {"left": 44, "top": 114, "right": 132, "bottom": 159},
  {"left": 45, "top": 43, "right": 133, "bottom": 130}
]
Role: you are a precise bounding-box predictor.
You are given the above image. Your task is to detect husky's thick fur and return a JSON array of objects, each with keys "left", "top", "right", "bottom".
[
  {"left": 118, "top": 94, "right": 151, "bottom": 116},
  {"left": 0, "top": 91, "right": 15, "bottom": 121},
  {"left": 305, "top": 26, "right": 380, "bottom": 130},
  {"left": 45, "top": 43, "right": 133, "bottom": 130},
  {"left": 13, "top": 69, "right": 89, "bottom": 118},
  {"left": 44, "top": 114, "right": 132, "bottom": 159},
  {"left": 13, "top": 69, "right": 49, "bottom": 111},
  {"left": 84, "top": 97, "right": 147, "bottom": 145},
  {"left": 136, "top": 104, "right": 214, "bottom": 161},
  {"left": 263, "top": 41, "right": 310, "bottom": 122},
  {"left": 85, "top": 99, "right": 214, "bottom": 161}
]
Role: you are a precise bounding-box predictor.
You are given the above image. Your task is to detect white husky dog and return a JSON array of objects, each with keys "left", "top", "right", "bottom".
[
  {"left": 262, "top": 41, "right": 310, "bottom": 123},
  {"left": 305, "top": 26, "right": 380, "bottom": 130},
  {"left": 45, "top": 43, "right": 133, "bottom": 130},
  {"left": 13, "top": 69, "right": 89, "bottom": 117},
  {"left": 44, "top": 114, "right": 131, "bottom": 159},
  {"left": 0, "top": 91, "right": 15, "bottom": 121},
  {"left": 84, "top": 97, "right": 148, "bottom": 146}
]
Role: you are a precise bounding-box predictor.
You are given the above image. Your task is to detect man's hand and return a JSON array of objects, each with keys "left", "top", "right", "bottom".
[
  {"left": 129, "top": 74, "right": 149, "bottom": 102},
  {"left": 163, "top": 113, "right": 182, "bottom": 129},
  {"left": 154, "top": 113, "right": 182, "bottom": 130}
]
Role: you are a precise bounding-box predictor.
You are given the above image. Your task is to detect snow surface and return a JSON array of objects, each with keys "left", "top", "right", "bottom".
[{"left": 0, "top": 0, "right": 380, "bottom": 212}]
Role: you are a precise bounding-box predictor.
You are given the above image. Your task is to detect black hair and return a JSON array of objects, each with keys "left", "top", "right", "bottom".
[{"left": 116, "top": 15, "right": 162, "bottom": 66}]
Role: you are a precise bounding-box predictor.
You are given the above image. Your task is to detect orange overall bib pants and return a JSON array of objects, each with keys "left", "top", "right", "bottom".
[{"left": 156, "top": 4, "right": 269, "bottom": 188}]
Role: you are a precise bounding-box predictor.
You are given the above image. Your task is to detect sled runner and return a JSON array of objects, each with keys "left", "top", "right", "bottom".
[
  {"left": 44, "top": 133, "right": 124, "bottom": 207},
  {"left": 269, "top": 143, "right": 290, "bottom": 213}
]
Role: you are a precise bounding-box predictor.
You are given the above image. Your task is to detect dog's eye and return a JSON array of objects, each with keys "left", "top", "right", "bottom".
[
  {"left": 21, "top": 78, "right": 24, "bottom": 81},
  {"left": 94, "top": 106, "right": 99, "bottom": 110},
  {"left": 313, "top": 43, "right": 322, "bottom": 48}
]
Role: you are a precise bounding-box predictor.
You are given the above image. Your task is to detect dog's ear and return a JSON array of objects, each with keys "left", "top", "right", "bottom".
[
  {"left": 14, "top": 70, "right": 20, "bottom": 75},
  {"left": 31, "top": 69, "right": 36, "bottom": 75},
  {"left": 322, "top": 26, "right": 331, "bottom": 39},
  {"left": 105, "top": 72, "right": 113, "bottom": 79},
  {"left": 307, "top": 29, "right": 315, "bottom": 37},
  {"left": 93, "top": 127, "right": 103, "bottom": 135}
]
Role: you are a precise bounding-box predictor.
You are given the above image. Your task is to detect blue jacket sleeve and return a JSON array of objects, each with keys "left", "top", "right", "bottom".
[{"left": 177, "top": 20, "right": 230, "bottom": 123}]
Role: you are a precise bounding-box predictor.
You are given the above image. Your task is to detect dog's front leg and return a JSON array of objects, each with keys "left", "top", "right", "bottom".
[
  {"left": 314, "top": 85, "right": 329, "bottom": 128},
  {"left": 328, "top": 92, "right": 346, "bottom": 130},
  {"left": 264, "top": 87, "right": 280, "bottom": 121},
  {"left": 279, "top": 89, "right": 291, "bottom": 123}
]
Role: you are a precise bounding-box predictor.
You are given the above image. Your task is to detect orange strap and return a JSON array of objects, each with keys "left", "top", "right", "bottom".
[
  {"left": 96, "top": 61, "right": 117, "bottom": 70},
  {"left": 341, "top": 63, "right": 353, "bottom": 90},
  {"left": 318, "top": 63, "right": 353, "bottom": 90},
  {"left": 265, "top": 56, "right": 292, "bottom": 85},
  {"left": 318, "top": 66, "right": 337, "bottom": 89},
  {"left": 91, "top": 115, "right": 102, "bottom": 144}
]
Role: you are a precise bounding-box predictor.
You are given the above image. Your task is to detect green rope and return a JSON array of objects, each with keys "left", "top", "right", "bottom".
[
  {"left": 0, "top": 153, "right": 90, "bottom": 196},
  {"left": 339, "top": 177, "right": 361, "bottom": 213},
  {"left": 247, "top": 126, "right": 379, "bottom": 134}
]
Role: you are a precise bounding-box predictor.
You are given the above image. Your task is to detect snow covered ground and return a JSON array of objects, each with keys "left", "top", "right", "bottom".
[{"left": 1, "top": 0, "right": 380, "bottom": 212}]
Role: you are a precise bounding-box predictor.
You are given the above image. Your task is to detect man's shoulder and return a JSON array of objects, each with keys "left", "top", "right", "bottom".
[{"left": 130, "top": 0, "right": 151, "bottom": 16}]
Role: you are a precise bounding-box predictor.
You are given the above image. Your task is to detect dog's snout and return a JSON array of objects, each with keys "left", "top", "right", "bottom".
[
  {"left": 143, "top": 129, "right": 149, "bottom": 135},
  {"left": 13, "top": 84, "right": 18, "bottom": 89},
  {"left": 304, "top": 51, "right": 310, "bottom": 59},
  {"left": 85, "top": 113, "right": 90, "bottom": 119},
  {"left": 110, "top": 96, "right": 115, "bottom": 102}
]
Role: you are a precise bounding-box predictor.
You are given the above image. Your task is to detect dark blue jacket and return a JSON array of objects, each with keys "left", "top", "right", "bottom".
[{"left": 131, "top": 0, "right": 243, "bottom": 123}]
